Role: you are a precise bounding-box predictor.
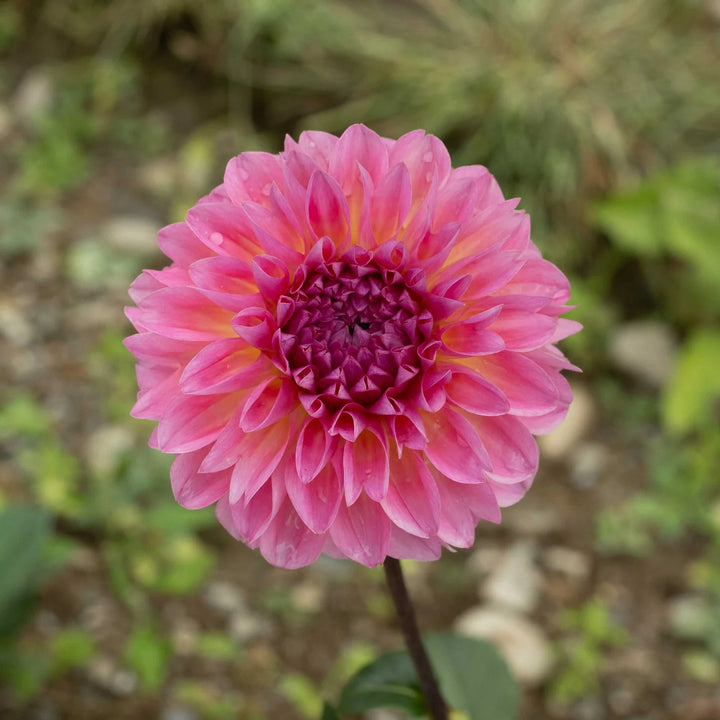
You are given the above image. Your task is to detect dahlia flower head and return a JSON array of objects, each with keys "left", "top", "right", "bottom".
[{"left": 125, "top": 125, "right": 580, "bottom": 569}]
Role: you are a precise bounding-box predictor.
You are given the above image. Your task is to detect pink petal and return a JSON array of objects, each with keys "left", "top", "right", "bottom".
[
  {"left": 329, "top": 124, "right": 389, "bottom": 193},
  {"left": 444, "top": 367, "right": 510, "bottom": 416},
  {"left": 466, "top": 413, "right": 538, "bottom": 484},
  {"left": 305, "top": 171, "right": 350, "bottom": 244},
  {"left": 295, "top": 130, "right": 338, "bottom": 169},
  {"left": 251, "top": 254, "right": 289, "bottom": 305},
  {"left": 389, "top": 130, "right": 451, "bottom": 207},
  {"left": 441, "top": 306, "right": 505, "bottom": 356},
  {"left": 124, "top": 333, "right": 204, "bottom": 366},
  {"left": 137, "top": 287, "right": 235, "bottom": 341},
  {"left": 285, "top": 462, "right": 342, "bottom": 533},
  {"left": 180, "top": 339, "right": 269, "bottom": 395},
  {"left": 370, "top": 162, "right": 412, "bottom": 245},
  {"left": 157, "top": 222, "right": 210, "bottom": 266},
  {"left": 342, "top": 429, "right": 389, "bottom": 504},
  {"left": 423, "top": 407, "right": 491, "bottom": 484},
  {"left": 185, "top": 202, "right": 262, "bottom": 260},
  {"left": 157, "top": 392, "right": 240, "bottom": 453},
  {"left": 463, "top": 351, "right": 558, "bottom": 416},
  {"left": 382, "top": 451, "right": 440, "bottom": 538},
  {"left": 240, "top": 377, "right": 297, "bottom": 432},
  {"left": 170, "top": 449, "right": 231, "bottom": 509},
  {"left": 228, "top": 417, "right": 291, "bottom": 503},
  {"left": 259, "top": 498, "right": 326, "bottom": 569},
  {"left": 223, "top": 152, "right": 284, "bottom": 205},
  {"left": 230, "top": 307, "right": 276, "bottom": 350},
  {"left": 434, "top": 471, "right": 501, "bottom": 547},
  {"left": 231, "top": 477, "right": 286, "bottom": 544},
  {"left": 490, "top": 309, "right": 557, "bottom": 351},
  {"left": 131, "top": 367, "right": 182, "bottom": 420},
  {"left": 330, "top": 493, "right": 391, "bottom": 567},
  {"left": 388, "top": 527, "right": 442, "bottom": 561},
  {"left": 295, "top": 417, "right": 334, "bottom": 483}
]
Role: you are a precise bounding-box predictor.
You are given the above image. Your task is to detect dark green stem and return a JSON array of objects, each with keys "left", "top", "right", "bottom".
[{"left": 383, "top": 557, "right": 448, "bottom": 720}]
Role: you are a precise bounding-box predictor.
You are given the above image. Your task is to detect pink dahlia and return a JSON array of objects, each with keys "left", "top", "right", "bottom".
[{"left": 125, "top": 125, "right": 580, "bottom": 569}]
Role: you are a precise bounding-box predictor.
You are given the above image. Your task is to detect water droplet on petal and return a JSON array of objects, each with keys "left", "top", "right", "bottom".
[
  {"left": 262, "top": 183, "right": 272, "bottom": 196},
  {"left": 423, "top": 151, "right": 433, "bottom": 163},
  {"left": 425, "top": 171, "right": 433, "bottom": 183},
  {"left": 209, "top": 232, "right": 224, "bottom": 245}
]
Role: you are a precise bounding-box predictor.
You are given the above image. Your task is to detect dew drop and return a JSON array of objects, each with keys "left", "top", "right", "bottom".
[
  {"left": 425, "top": 171, "right": 433, "bottom": 183},
  {"left": 262, "top": 183, "right": 272, "bottom": 196},
  {"left": 423, "top": 151, "right": 433, "bottom": 163},
  {"left": 209, "top": 232, "right": 224, "bottom": 245}
]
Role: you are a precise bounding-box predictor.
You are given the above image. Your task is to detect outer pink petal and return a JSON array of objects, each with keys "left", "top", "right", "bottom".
[
  {"left": 170, "top": 448, "right": 231, "bottom": 509},
  {"left": 157, "top": 392, "right": 240, "bottom": 453},
  {"left": 296, "top": 417, "right": 334, "bottom": 484},
  {"left": 231, "top": 476, "right": 286, "bottom": 544},
  {"left": 294, "top": 130, "right": 338, "bottom": 170},
  {"left": 285, "top": 462, "right": 342, "bottom": 533},
  {"left": 370, "top": 162, "right": 412, "bottom": 245},
  {"left": 434, "top": 471, "right": 501, "bottom": 547},
  {"left": 131, "top": 367, "right": 182, "bottom": 420},
  {"left": 185, "top": 202, "right": 262, "bottom": 260},
  {"left": 330, "top": 493, "right": 391, "bottom": 567},
  {"left": 342, "top": 429, "right": 389, "bottom": 504},
  {"left": 423, "top": 407, "right": 491, "bottom": 484},
  {"left": 489, "top": 309, "right": 557, "bottom": 351},
  {"left": 329, "top": 124, "right": 389, "bottom": 193},
  {"left": 305, "top": 171, "right": 350, "bottom": 244},
  {"left": 382, "top": 451, "right": 440, "bottom": 538},
  {"left": 444, "top": 367, "right": 510, "bottom": 416},
  {"left": 223, "top": 152, "right": 284, "bottom": 205},
  {"left": 463, "top": 351, "right": 558, "bottom": 416},
  {"left": 228, "top": 417, "right": 291, "bottom": 504},
  {"left": 259, "top": 498, "right": 326, "bottom": 569},
  {"left": 157, "top": 222, "right": 210, "bottom": 266},
  {"left": 465, "top": 413, "right": 539, "bottom": 484},
  {"left": 388, "top": 527, "right": 442, "bottom": 561},
  {"left": 180, "top": 339, "right": 269, "bottom": 395},
  {"left": 136, "top": 287, "right": 235, "bottom": 341}
]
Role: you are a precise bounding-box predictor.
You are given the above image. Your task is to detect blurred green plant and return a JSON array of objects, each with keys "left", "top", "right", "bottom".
[{"left": 550, "top": 598, "right": 627, "bottom": 705}]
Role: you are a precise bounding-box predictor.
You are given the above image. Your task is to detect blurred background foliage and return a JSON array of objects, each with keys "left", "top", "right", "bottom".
[{"left": 1, "top": 0, "right": 719, "bottom": 718}]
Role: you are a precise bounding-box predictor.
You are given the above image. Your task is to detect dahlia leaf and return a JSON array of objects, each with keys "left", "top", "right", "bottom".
[{"left": 424, "top": 633, "right": 519, "bottom": 720}]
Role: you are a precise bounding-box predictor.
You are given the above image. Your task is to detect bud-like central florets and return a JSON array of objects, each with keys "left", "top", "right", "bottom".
[{"left": 276, "top": 246, "right": 434, "bottom": 416}]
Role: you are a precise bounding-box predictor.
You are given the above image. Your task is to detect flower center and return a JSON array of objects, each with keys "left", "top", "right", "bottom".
[{"left": 276, "top": 247, "right": 434, "bottom": 415}]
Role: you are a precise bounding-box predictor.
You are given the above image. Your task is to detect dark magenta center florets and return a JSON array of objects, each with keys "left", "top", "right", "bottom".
[{"left": 276, "top": 249, "right": 434, "bottom": 414}]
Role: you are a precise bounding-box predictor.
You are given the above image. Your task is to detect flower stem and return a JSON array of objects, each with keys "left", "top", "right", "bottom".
[{"left": 383, "top": 557, "right": 448, "bottom": 720}]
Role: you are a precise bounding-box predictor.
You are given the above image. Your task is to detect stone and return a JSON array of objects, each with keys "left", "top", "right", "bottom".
[
  {"left": 502, "top": 504, "right": 563, "bottom": 536},
  {"left": 86, "top": 656, "right": 138, "bottom": 696},
  {"left": 85, "top": 425, "right": 135, "bottom": 476},
  {"left": 482, "top": 541, "right": 540, "bottom": 614},
  {"left": 609, "top": 321, "right": 677, "bottom": 387},
  {"left": 668, "top": 594, "right": 712, "bottom": 640},
  {"left": 454, "top": 606, "right": 553, "bottom": 685},
  {"left": 204, "top": 581, "right": 246, "bottom": 614},
  {"left": 569, "top": 442, "right": 607, "bottom": 489},
  {"left": 160, "top": 705, "right": 200, "bottom": 720},
  {"left": 539, "top": 383, "right": 595, "bottom": 460},
  {"left": 15, "top": 68, "right": 54, "bottom": 121},
  {"left": 228, "top": 610, "right": 272, "bottom": 643},
  {"left": 542, "top": 546, "right": 591, "bottom": 582}
]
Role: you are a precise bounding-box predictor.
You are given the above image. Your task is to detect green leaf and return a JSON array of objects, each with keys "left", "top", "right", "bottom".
[
  {"left": 0, "top": 505, "right": 50, "bottom": 637},
  {"left": 321, "top": 703, "right": 343, "bottom": 720},
  {"left": 123, "top": 622, "right": 171, "bottom": 692},
  {"left": 425, "top": 633, "right": 519, "bottom": 720},
  {"left": 50, "top": 628, "right": 96, "bottom": 675},
  {"left": 662, "top": 330, "right": 720, "bottom": 434},
  {"left": 338, "top": 649, "right": 425, "bottom": 715}
]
